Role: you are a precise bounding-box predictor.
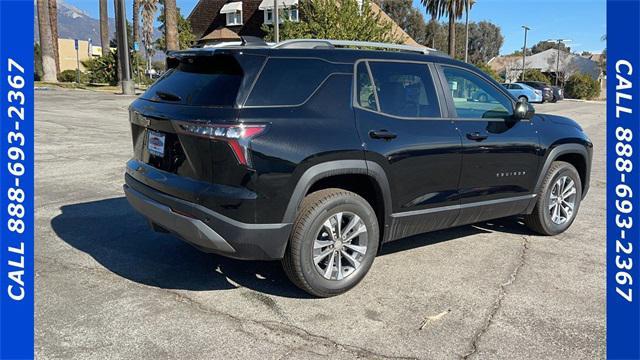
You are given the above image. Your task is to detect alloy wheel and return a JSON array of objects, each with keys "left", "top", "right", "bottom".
[
  {"left": 548, "top": 175, "right": 578, "bottom": 225},
  {"left": 313, "top": 211, "right": 368, "bottom": 281}
]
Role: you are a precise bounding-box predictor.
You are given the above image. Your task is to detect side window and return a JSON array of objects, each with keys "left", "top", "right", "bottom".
[
  {"left": 366, "top": 61, "right": 440, "bottom": 118},
  {"left": 442, "top": 66, "right": 513, "bottom": 119},
  {"left": 246, "top": 58, "right": 332, "bottom": 106},
  {"left": 512, "top": 84, "right": 522, "bottom": 89},
  {"left": 356, "top": 62, "right": 377, "bottom": 111}
]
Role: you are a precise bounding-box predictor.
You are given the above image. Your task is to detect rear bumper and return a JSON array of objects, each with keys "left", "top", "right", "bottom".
[{"left": 124, "top": 174, "right": 292, "bottom": 260}]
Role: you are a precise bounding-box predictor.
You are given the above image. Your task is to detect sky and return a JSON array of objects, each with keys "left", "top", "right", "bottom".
[{"left": 63, "top": 0, "right": 606, "bottom": 55}]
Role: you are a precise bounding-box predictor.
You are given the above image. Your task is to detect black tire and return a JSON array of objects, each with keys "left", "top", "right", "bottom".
[
  {"left": 524, "top": 161, "right": 582, "bottom": 235},
  {"left": 551, "top": 95, "right": 558, "bottom": 103},
  {"left": 282, "top": 188, "right": 379, "bottom": 297},
  {"left": 518, "top": 95, "right": 528, "bottom": 103}
]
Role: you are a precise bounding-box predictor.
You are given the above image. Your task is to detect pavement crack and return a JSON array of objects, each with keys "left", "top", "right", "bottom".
[
  {"left": 461, "top": 236, "right": 530, "bottom": 360},
  {"left": 37, "top": 255, "right": 416, "bottom": 359}
]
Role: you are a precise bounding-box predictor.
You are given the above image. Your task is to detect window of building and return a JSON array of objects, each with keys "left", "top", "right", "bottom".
[
  {"left": 226, "top": 10, "right": 242, "bottom": 26},
  {"left": 221, "top": 2, "right": 243, "bottom": 26},
  {"left": 264, "top": 6, "right": 299, "bottom": 24}
]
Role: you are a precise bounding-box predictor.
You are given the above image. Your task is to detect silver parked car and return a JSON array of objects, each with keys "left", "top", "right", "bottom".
[{"left": 502, "top": 82, "right": 544, "bottom": 103}]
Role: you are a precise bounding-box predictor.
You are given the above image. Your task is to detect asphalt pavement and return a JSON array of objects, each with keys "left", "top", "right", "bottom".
[{"left": 35, "top": 89, "right": 606, "bottom": 359}]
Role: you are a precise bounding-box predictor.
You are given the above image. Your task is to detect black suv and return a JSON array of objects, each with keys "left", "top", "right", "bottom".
[{"left": 124, "top": 39, "right": 592, "bottom": 297}]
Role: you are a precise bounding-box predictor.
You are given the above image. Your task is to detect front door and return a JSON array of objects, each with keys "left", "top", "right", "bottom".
[
  {"left": 353, "top": 60, "right": 462, "bottom": 240},
  {"left": 437, "top": 65, "right": 541, "bottom": 224}
]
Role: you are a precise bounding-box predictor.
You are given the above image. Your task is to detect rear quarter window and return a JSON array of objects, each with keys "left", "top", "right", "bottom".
[{"left": 245, "top": 58, "right": 334, "bottom": 107}]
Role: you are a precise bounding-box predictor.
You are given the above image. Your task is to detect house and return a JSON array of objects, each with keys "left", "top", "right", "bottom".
[
  {"left": 187, "top": 0, "right": 418, "bottom": 46},
  {"left": 489, "top": 48, "right": 605, "bottom": 99},
  {"left": 489, "top": 49, "right": 602, "bottom": 84}
]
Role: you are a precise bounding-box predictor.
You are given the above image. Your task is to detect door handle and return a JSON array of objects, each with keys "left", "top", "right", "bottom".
[
  {"left": 466, "top": 132, "right": 488, "bottom": 141},
  {"left": 369, "top": 130, "right": 397, "bottom": 140}
]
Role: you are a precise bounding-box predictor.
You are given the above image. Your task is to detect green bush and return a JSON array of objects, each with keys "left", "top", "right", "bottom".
[
  {"left": 34, "top": 44, "right": 43, "bottom": 81},
  {"left": 58, "top": 69, "right": 88, "bottom": 83},
  {"left": 83, "top": 52, "right": 119, "bottom": 85},
  {"left": 564, "top": 73, "right": 600, "bottom": 100},
  {"left": 522, "top": 69, "right": 550, "bottom": 83}
]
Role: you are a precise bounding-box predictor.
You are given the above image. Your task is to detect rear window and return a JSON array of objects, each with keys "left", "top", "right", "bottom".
[
  {"left": 141, "top": 55, "right": 243, "bottom": 106},
  {"left": 245, "top": 58, "right": 333, "bottom": 107},
  {"left": 366, "top": 61, "right": 440, "bottom": 118}
]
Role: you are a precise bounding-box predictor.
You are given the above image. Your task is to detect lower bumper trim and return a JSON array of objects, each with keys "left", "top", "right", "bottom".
[{"left": 124, "top": 184, "right": 237, "bottom": 254}]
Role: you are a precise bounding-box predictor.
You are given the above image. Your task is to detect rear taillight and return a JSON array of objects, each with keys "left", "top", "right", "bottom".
[{"left": 175, "top": 122, "right": 267, "bottom": 167}]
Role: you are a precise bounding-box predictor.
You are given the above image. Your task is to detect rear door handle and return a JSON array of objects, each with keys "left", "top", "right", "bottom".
[
  {"left": 369, "top": 130, "right": 397, "bottom": 140},
  {"left": 466, "top": 132, "right": 488, "bottom": 141}
]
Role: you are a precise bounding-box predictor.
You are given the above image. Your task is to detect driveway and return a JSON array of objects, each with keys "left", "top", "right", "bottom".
[{"left": 35, "top": 89, "right": 605, "bottom": 359}]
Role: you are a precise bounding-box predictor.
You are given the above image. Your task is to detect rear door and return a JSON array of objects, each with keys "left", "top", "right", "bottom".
[
  {"left": 436, "top": 65, "right": 540, "bottom": 224},
  {"left": 353, "top": 60, "right": 462, "bottom": 240}
]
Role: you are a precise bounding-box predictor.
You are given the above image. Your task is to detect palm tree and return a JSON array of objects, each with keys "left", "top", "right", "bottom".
[
  {"left": 164, "top": 0, "right": 179, "bottom": 50},
  {"left": 48, "top": 0, "right": 60, "bottom": 73},
  {"left": 133, "top": 0, "right": 140, "bottom": 48},
  {"left": 99, "top": 0, "right": 109, "bottom": 56},
  {"left": 140, "top": 0, "right": 158, "bottom": 74},
  {"left": 37, "top": 0, "right": 57, "bottom": 82},
  {"left": 422, "top": 0, "right": 472, "bottom": 58}
]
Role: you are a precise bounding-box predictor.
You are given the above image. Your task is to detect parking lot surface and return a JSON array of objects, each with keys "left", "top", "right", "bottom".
[{"left": 36, "top": 89, "right": 605, "bottom": 359}]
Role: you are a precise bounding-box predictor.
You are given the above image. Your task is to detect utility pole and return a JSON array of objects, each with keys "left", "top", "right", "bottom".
[
  {"left": 464, "top": 0, "right": 469, "bottom": 63},
  {"left": 521, "top": 25, "right": 530, "bottom": 81},
  {"left": 115, "top": 0, "right": 134, "bottom": 94},
  {"left": 74, "top": 39, "right": 80, "bottom": 83},
  {"left": 273, "top": 0, "right": 279, "bottom": 43},
  {"left": 550, "top": 39, "right": 571, "bottom": 87}
]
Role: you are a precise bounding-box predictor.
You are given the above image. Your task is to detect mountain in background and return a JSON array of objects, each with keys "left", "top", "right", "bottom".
[{"left": 34, "top": 0, "right": 159, "bottom": 46}]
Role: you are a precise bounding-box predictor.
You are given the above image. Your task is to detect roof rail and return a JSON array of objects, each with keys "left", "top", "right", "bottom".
[{"left": 273, "top": 39, "right": 435, "bottom": 54}]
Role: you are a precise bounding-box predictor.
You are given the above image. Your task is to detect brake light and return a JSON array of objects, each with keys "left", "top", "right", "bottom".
[{"left": 175, "top": 122, "right": 267, "bottom": 167}]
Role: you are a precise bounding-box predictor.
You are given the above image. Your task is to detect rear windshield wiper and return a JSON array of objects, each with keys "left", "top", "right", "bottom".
[{"left": 155, "top": 91, "right": 182, "bottom": 102}]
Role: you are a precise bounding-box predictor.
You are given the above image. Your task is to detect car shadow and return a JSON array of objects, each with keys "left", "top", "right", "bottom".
[{"left": 50, "top": 197, "right": 536, "bottom": 298}]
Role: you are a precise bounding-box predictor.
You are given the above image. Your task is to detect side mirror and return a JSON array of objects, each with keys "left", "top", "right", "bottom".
[{"left": 514, "top": 99, "right": 535, "bottom": 120}]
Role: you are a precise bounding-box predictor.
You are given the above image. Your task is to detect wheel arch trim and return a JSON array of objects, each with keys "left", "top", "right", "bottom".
[
  {"left": 526, "top": 143, "right": 591, "bottom": 213},
  {"left": 282, "top": 160, "right": 392, "bottom": 226}
]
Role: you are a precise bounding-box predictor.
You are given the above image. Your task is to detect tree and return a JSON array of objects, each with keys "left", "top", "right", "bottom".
[
  {"left": 467, "top": 21, "right": 502, "bottom": 64},
  {"left": 422, "top": 0, "right": 473, "bottom": 58},
  {"left": 133, "top": 0, "right": 140, "bottom": 48},
  {"left": 425, "top": 17, "right": 445, "bottom": 49},
  {"left": 37, "top": 0, "right": 57, "bottom": 82},
  {"left": 99, "top": 0, "right": 110, "bottom": 56},
  {"left": 263, "top": 0, "right": 399, "bottom": 43},
  {"left": 376, "top": 0, "right": 426, "bottom": 44},
  {"left": 48, "top": 0, "right": 60, "bottom": 73},
  {"left": 531, "top": 40, "right": 570, "bottom": 54},
  {"left": 163, "top": 0, "right": 179, "bottom": 51},
  {"left": 155, "top": 6, "right": 195, "bottom": 51},
  {"left": 423, "top": 20, "right": 502, "bottom": 62},
  {"left": 140, "top": 0, "right": 157, "bottom": 56}
]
